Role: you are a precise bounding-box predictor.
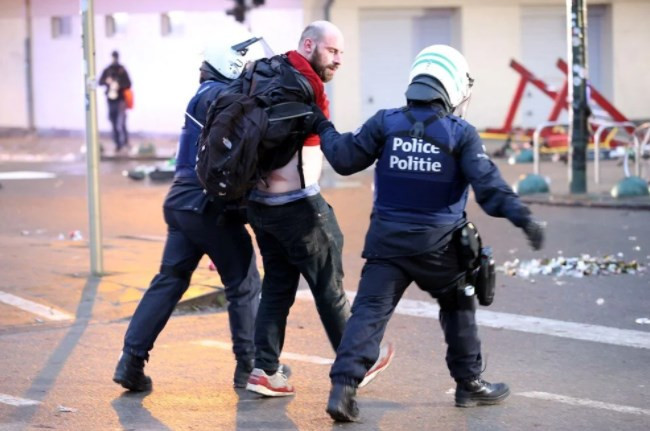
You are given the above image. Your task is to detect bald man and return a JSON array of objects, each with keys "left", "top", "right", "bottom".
[{"left": 245, "top": 21, "right": 393, "bottom": 397}]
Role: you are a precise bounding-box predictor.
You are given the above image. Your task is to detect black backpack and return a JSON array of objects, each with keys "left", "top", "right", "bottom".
[{"left": 196, "top": 54, "right": 314, "bottom": 200}]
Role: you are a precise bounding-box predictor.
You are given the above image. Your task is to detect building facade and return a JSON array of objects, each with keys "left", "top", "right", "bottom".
[{"left": 1, "top": 0, "right": 648, "bottom": 136}]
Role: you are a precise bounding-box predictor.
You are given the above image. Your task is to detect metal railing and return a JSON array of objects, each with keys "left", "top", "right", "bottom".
[
  {"left": 531, "top": 121, "right": 568, "bottom": 176},
  {"left": 590, "top": 119, "right": 636, "bottom": 183},
  {"left": 631, "top": 122, "right": 650, "bottom": 179}
]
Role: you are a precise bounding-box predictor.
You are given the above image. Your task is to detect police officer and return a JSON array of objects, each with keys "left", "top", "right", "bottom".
[
  {"left": 307, "top": 45, "right": 545, "bottom": 422},
  {"left": 113, "top": 32, "right": 265, "bottom": 391}
]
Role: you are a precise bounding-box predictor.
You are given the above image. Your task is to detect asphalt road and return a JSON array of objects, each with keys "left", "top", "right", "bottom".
[{"left": 0, "top": 155, "right": 649, "bottom": 430}]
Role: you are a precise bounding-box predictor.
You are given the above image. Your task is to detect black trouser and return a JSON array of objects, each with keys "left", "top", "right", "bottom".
[
  {"left": 123, "top": 203, "right": 261, "bottom": 362},
  {"left": 247, "top": 194, "right": 350, "bottom": 373},
  {"left": 330, "top": 241, "right": 482, "bottom": 386}
]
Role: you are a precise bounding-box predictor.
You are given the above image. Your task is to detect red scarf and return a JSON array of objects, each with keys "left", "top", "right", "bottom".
[{"left": 286, "top": 50, "right": 329, "bottom": 147}]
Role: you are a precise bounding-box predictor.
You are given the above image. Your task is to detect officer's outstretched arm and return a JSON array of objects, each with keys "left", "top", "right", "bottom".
[
  {"left": 315, "top": 110, "right": 386, "bottom": 176},
  {"left": 459, "top": 126, "right": 545, "bottom": 249}
]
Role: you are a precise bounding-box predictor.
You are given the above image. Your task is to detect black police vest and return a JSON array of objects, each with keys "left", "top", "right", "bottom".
[
  {"left": 374, "top": 107, "right": 469, "bottom": 225},
  {"left": 175, "top": 80, "right": 224, "bottom": 178}
]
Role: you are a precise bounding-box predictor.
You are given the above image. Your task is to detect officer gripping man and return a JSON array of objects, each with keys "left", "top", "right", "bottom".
[
  {"left": 306, "top": 45, "right": 545, "bottom": 422},
  {"left": 113, "top": 32, "right": 265, "bottom": 391}
]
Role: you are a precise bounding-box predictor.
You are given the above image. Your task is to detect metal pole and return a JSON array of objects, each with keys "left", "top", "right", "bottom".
[
  {"left": 567, "top": 0, "right": 589, "bottom": 194},
  {"left": 24, "top": 0, "right": 35, "bottom": 131},
  {"left": 81, "top": 0, "right": 104, "bottom": 275}
]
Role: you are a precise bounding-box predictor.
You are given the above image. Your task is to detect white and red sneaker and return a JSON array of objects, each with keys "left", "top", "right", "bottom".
[
  {"left": 359, "top": 342, "right": 395, "bottom": 388},
  {"left": 246, "top": 367, "right": 295, "bottom": 397}
]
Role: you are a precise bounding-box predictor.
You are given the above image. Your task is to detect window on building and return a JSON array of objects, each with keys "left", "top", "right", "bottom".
[
  {"left": 161, "top": 11, "right": 185, "bottom": 37},
  {"left": 51, "top": 16, "right": 72, "bottom": 39},
  {"left": 105, "top": 13, "right": 129, "bottom": 38}
]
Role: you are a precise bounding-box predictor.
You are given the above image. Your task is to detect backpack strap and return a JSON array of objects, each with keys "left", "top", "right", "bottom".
[
  {"left": 297, "top": 147, "right": 306, "bottom": 189},
  {"left": 266, "top": 102, "right": 313, "bottom": 122},
  {"left": 278, "top": 56, "right": 312, "bottom": 191},
  {"left": 240, "top": 59, "right": 257, "bottom": 96},
  {"left": 278, "top": 54, "right": 315, "bottom": 104}
]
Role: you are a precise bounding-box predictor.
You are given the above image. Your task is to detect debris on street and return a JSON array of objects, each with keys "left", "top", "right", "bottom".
[
  {"left": 635, "top": 318, "right": 650, "bottom": 325},
  {"left": 68, "top": 230, "right": 83, "bottom": 241},
  {"left": 123, "top": 158, "right": 176, "bottom": 182},
  {"left": 499, "top": 254, "right": 645, "bottom": 279},
  {"left": 57, "top": 405, "right": 77, "bottom": 413}
]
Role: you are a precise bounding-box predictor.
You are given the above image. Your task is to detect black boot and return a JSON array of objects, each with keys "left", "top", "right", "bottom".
[
  {"left": 455, "top": 377, "right": 510, "bottom": 407},
  {"left": 233, "top": 359, "right": 254, "bottom": 388},
  {"left": 326, "top": 383, "right": 359, "bottom": 422},
  {"left": 113, "top": 352, "right": 152, "bottom": 392}
]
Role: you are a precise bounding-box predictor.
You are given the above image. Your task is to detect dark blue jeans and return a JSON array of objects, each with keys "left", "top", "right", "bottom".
[
  {"left": 108, "top": 99, "right": 128, "bottom": 150},
  {"left": 123, "top": 203, "right": 261, "bottom": 362},
  {"left": 330, "top": 241, "right": 482, "bottom": 386},
  {"left": 247, "top": 193, "right": 350, "bottom": 373}
]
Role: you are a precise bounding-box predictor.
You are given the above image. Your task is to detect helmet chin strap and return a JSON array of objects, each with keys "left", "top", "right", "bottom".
[{"left": 454, "top": 94, "right": 472, "bottom": 118}]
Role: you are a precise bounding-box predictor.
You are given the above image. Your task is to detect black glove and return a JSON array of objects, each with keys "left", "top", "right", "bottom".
[
  {"left": 305, "top": 103, "right": 331, "bottom": 135},
  {"left": 522, "top": 219, "right": 545, "bottom": 251}
]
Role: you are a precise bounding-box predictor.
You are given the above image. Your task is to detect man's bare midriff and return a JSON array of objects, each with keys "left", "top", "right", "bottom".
[{"left": 256, "top": 145, "right": 323, "bottom": 194}]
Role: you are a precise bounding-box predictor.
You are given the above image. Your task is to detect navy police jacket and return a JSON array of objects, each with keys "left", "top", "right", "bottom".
[
  {"left": 164, "top": 79, "right": 227, "bottom": 213},
  {"left": 319, "top": 103, "right": 532, "bottom": 258}
]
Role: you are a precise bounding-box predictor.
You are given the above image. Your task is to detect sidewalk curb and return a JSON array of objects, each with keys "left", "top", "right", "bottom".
[
  {"left": 101, "top": 155, "right": 173, "bottom": 162},
  {"left": 175, "top": 287, "right": 227, "bottom": 312},
  {"left": 521, "top": 193, "right": 650, "bottom": 210}
]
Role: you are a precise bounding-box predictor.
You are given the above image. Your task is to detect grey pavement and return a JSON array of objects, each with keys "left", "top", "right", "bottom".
[{"left": 1, "top": 133, "right": 649, "bottom": 430}]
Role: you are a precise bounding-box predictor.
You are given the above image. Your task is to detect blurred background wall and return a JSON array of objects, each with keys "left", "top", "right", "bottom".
[{"left": 1, "top": 0, "right": 648, "bottom": 137}]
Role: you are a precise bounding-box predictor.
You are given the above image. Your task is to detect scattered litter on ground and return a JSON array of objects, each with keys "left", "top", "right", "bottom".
[
  {"left": 635, "top": 318, "right": 650, "bottom": 325},
  {"left": 124, "top": 159, "right": 176, "bottom": 182},
  {"left": 628, "top": 236, "right": 637, "bottom": 241},
  {"left": 57, "top": 233, "right": 65, "bottom": 240},
  {"left": 20, "top": 229, "right": 47, "bottom": 236},
  {"left": 499, "top": 254, "right": 645, "bottom": 279},
  {"left": 57, "top": 405, "right": 77, "bottom": 413},
  {"left": 596, "top": 298, "right": 605, "bottom": 305},
  {"left": 68, "top": 230, "right": 83, "bottom": 241}
]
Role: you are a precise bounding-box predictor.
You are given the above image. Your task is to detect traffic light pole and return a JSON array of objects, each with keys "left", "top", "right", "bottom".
[
  {"left": 567, "top": 0, "right": 589, "bottom": 194},
  {"left": 81, "top": 0, "right": 104, "bottom": 275}
]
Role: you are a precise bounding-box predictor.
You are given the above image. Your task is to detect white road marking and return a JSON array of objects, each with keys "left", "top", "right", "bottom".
[
  {"left": 193, "top": 340, "right": 334, "bottom": 365},
  {"left": 517, "top": 391, "right": 650, "bottom": 417},
  {"left": 295, "top": 290, "right": 650, "bottom": 350},
  {"left": 277, "top": 351, "right": 334, "bottom": 365},
  {"left": 0, "top": 393, "right": 41, "bottom": 407},
  {"left": 193, "top": 339, "right": 648, "bottom": 418},
  {"left": 118, "top": 234, "right": 166, "bottom": 242},
  {"left": 0, "top": 171, "right": 56, "bottom": 180},
  {"left": 0, "top": 291, "right": 74, "bottom": 321}
]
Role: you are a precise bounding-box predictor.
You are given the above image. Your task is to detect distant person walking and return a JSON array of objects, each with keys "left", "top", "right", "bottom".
[{"left": 99, "top": 50, "right": 132, "bottom": 154}]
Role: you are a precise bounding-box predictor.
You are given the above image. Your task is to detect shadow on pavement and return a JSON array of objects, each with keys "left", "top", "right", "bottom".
[
  {"left": 111, "top": 390, "right": 170, "bottom": 431},
  {"left": 7, "top": 276, "right": 101, "bottom": 425},
  {"left": 235, "top": 389, "right": 298, "bottom": 430}
]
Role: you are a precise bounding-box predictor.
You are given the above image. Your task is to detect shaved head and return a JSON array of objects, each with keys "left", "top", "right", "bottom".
[
  {"left": 297, "top": 20, "right": 344, "bottom": 82},
  {"left": 298, "top": 20, "right": 343, "bottom": 47}
]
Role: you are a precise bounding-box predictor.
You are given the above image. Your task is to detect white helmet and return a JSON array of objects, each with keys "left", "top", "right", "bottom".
[
  {"left": 203, "top": 30, "right": 265, "bottom": 79},
  {"left": 406, "top": 45, "right": 474, "bottom": 114}
]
